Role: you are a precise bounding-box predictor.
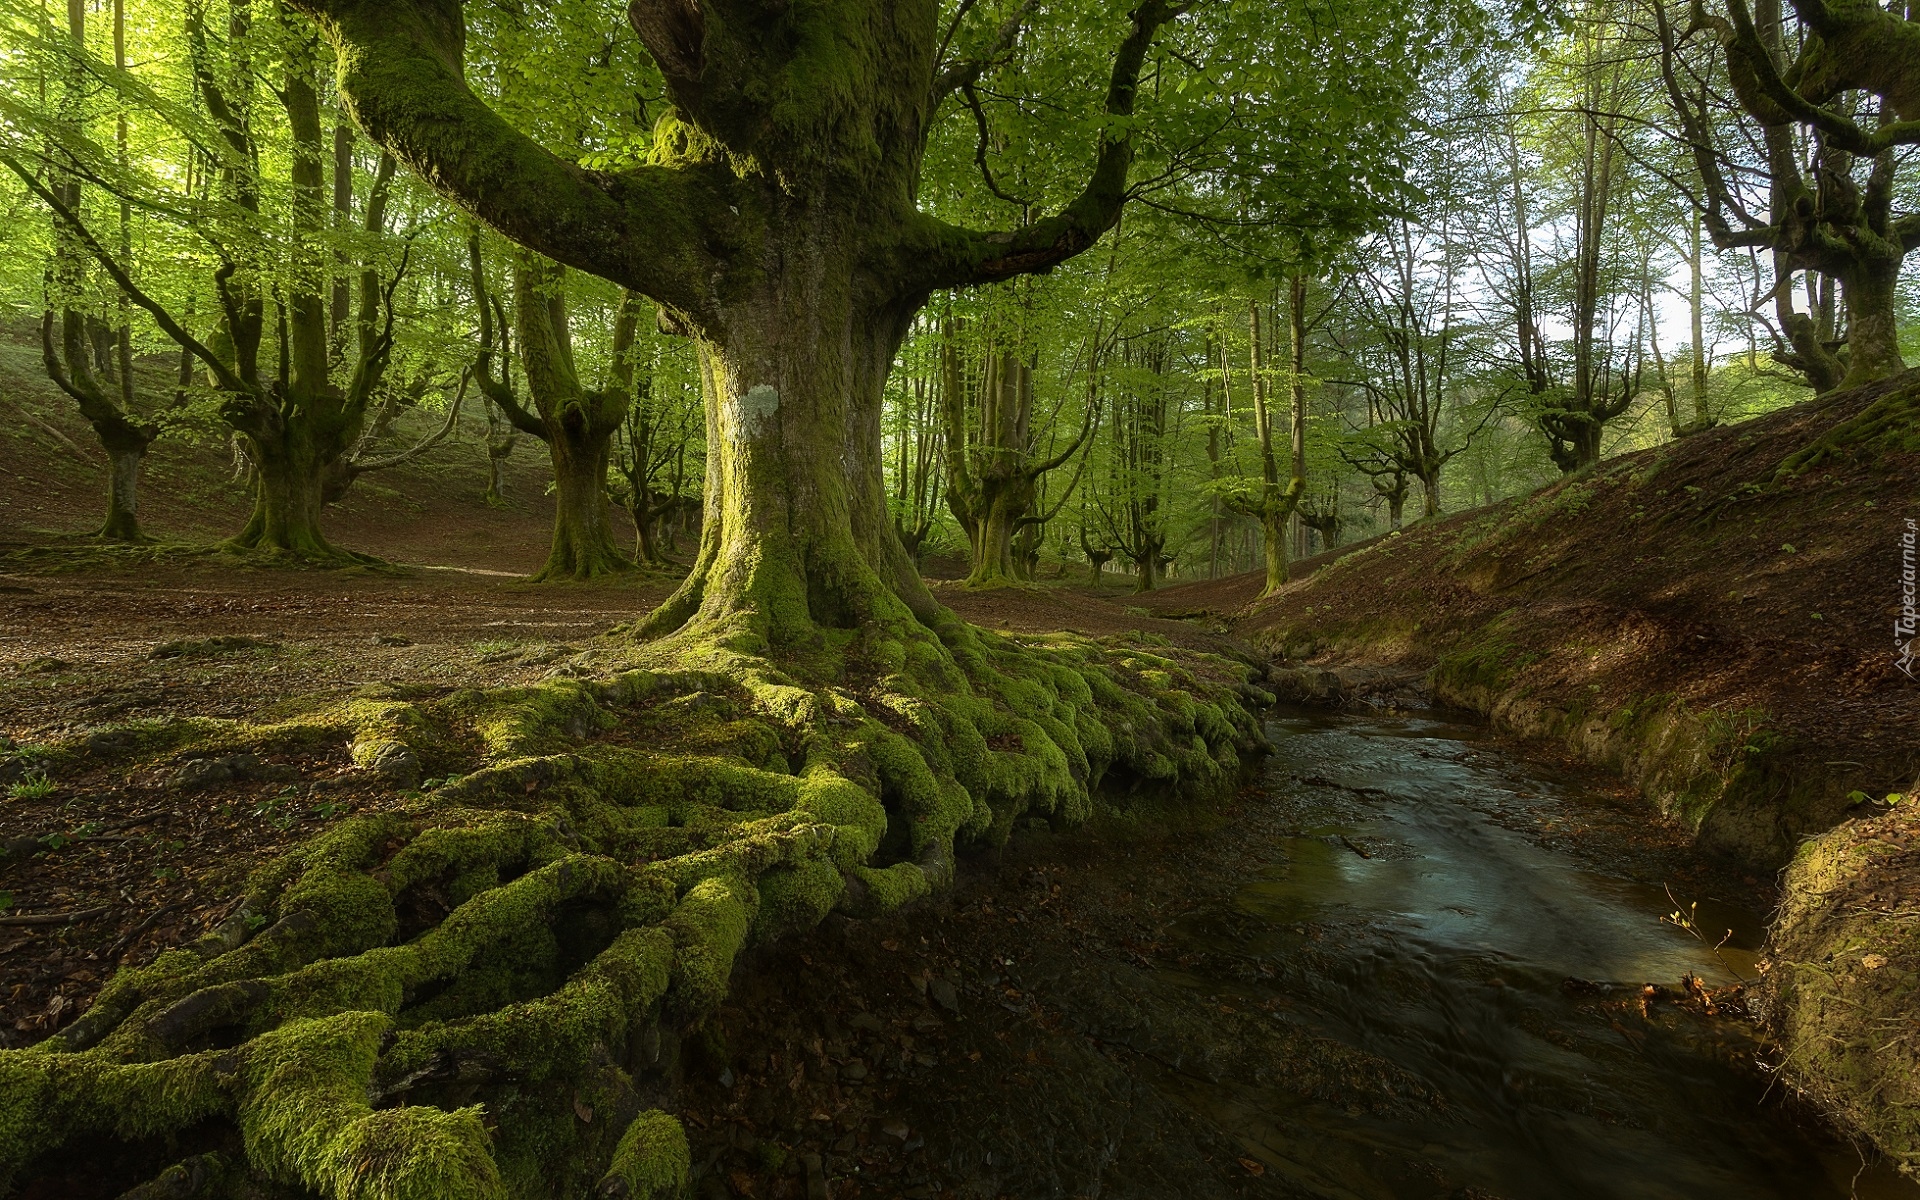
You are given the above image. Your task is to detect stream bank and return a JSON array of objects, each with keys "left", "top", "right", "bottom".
[
  {"left": 672, "top": 708, "right": 1913, "bottom": 1199},
  {"left": 1146, "top": 372, "right": 1920, "bottom": 875}
]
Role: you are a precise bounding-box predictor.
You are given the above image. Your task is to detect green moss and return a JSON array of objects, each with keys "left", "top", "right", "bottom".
[
  {"left": 241, "top": 1012, "right": 418, "bottom": 1195},
  {"left": 328, "top": 1106, "right": 505, "bottom": 1200},
  {"left": 602, "top": 1109, "right": 691, "bottom": 1199},
  {"left": 749, "top": 857, "right": 844, "bottom": 943},
  {"left": 663, "top": 874, "right": 755, "bottom": 1017},
  {"left": 1763, "top": 804, "right": 1920, "bottom": 1177},
  {"left": 0, "top": 597, "right": 1264, "bottom": 1195},
  {"left": 847, "top": 861, "right": 929, "bottom": 915}
]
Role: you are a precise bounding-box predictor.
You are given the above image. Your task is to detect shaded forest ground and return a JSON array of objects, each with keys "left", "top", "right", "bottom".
[
  {"left": 0, "top": 523, "right": 1231, "bottom": 1051},
  {"left": 1144, "top": 372, "right": 1920, "bottom": 871},
  {"left": 3, "top": 340, "right": 1916, "bottom": 1185}
]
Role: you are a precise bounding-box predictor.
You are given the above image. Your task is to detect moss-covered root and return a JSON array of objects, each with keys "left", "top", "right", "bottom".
[
  {"left": 0, "top": 622, "right": 1265, "bottom": 1197},
  {"left": 1774, "top": 375, "right": 1920, "bottom": 481},
  {"left": 1757, "top": 799, "right": 1920, "bottom": 1179},
  {"left": 600, "top": 1110, "right": 691, "bottom": 1199}
]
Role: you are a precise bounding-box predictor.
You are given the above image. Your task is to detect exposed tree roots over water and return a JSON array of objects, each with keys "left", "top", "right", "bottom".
[{"left": 0, "top": 611, "right": 1265, "bottom": 1199}]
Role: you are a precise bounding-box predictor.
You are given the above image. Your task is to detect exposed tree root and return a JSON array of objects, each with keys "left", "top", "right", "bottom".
[
  {"left": 1773, "top": 374, "right": 1920, "bottom": 481},
  {"left": 0, "top": 612, "right": 1267, "bottom": 1199}
]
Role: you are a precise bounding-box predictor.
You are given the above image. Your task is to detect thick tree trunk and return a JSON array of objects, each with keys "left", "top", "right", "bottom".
[
  {"left": 99, "top": 442, "right": 146, "bottom": 542},
  {"left": 45, "top": 310, "right": 156, "bottom": 544},
  {"left": 1839, "top": 256, "right": 1906, "bottom": 391},
  {"left": 1571, "top": 420, "right": 1602, "bottom": 472},
  {"left": 1420, "top": 473, "right": 1441, "bottom": 518},
  {"left": 640, "top": 223, "right": 933, "bottom": 648},
  {"left": 230, "top": 434, "right": 334, "bottom": 558},
  {"left": 538, "top": 432, "right": 627, "bottom": 582},
  {"left": 967, "top": 487, "right": 1028, "bottom": 586}
]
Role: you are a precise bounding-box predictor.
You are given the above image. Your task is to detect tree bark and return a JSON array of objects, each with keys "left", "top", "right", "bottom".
[
  {"left": 230, "top": 430, "right": 334, "bottom": 558},
  {"left": 642, "top": 219, "right": 933, "bottom": 645},
  {"left": 101, "top": 442, "right": 146, "bottom": 542},
  {"left": 1840, "top": 252, "right": 1906, "bottom": 390},
  {"left": 546, "top": 432, "right": 626, "bottom": 580},
  {"left": 514, "top": 257, "right": 633, "bottom": 583}
]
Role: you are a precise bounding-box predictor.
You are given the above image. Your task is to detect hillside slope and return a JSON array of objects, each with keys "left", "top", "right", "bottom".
[
  {"left": 1152, "top": 372, "right": 1919, "bottom": 871},
  {"left": 0, "top": 329, "right": 566, "bottom": 572}
]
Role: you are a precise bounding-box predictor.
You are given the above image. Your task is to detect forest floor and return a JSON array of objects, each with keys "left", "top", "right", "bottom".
[
  {"left": 0, "top": 550, "right": 1232, "bottom": 1048},
  {"left": 3, "top": 343, "right": 1916, "bottom": 1192}
]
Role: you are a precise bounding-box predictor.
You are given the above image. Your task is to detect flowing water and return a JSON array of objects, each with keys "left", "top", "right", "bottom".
[
  {"left": 704, "top": 706, "right": 1919, "bottom": 1199},
  {"left": 1122, "top": 709, "right": 1915, "bottom": 1199}
]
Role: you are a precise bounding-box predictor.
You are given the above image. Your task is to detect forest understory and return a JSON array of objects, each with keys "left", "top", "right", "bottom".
[
  {"left": 0, "top": 379, "right": 1277, "bottom": 1199},
  {"left": 0, "top": 367, "right": 1914, "bottom": 1195}
]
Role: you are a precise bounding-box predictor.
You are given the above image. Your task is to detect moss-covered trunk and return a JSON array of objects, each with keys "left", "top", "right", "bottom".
[
  {"left": 641, "top": 213, "right": 932, "bottom": 646},
  {"left": 100, "top": 442, "right": 146, "bottom": 542},
  {"left": 1261, "top": 506, "right": 1289, "bottom": 595},
  {"left": 539, "top": 428, "right": 627, "bottom": 582},
  {"left": 1839, "top": 254, "right": 1906, "bottom": 391},
  {"left": 229, "top": 429, "right": 339, "bottom": 559},
  {"left": 966, "top": 482, "right": 1031, "bottom": 587}
]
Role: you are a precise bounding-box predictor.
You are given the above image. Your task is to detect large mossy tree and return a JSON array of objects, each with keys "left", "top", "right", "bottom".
[
  {"left": 1657, "top": 0, "right": 1920, "bottom": 393},
  {"left": 291, "top": 0, "right": 1185, "bottom": 647},
  {"left": 0, "top": 3, "right": 1485, "bottom": 1195}
]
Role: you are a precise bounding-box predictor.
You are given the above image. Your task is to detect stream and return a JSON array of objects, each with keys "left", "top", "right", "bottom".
[
  {"left": 1128, "top": 708, "right": 1915, "bottom": 1199},
  {"left": 698, "top": 706, "right": 1920, "bottom": 1199},
  {"left": 907, "top": 707, "right": 1919, "bottom": 1199}
]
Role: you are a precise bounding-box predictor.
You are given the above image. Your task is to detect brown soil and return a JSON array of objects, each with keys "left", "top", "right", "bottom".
[
  {"left": 931, "top": 579, "right": 1244, "bottom": 656},
  {"left": 1160, "top": 373, "right": 1920, "bottom": 868}
]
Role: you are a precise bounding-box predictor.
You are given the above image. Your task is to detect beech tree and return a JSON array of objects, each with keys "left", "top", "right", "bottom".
[
  {"left": 941, "top": 314, "right": 1095, "bottom": 587},
  {"left": 3, "top": 2, "right": 427, "bottom": 558},
  {"left": 470, "top": 236, "right": 640, "bottom": 581},
  {"left": 35, "top": 0, "right": 172, "bottom": 542},
  {"left": 287, "top": 0, "right": 1477, "bottom": 635},
  {"left": 1657, "top": 0, "right": 1920, "bottom": 392},
  {"left": 284, "top": 0, "right": 1166, "bottom": 640}
]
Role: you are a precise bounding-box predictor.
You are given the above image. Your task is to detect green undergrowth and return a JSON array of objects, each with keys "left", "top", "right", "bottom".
[{"left": 0, "top": 609, "right": 1267, "bottom": 1198}]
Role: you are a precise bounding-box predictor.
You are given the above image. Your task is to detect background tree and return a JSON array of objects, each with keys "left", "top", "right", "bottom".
[
  {"left": 1656, "top": 0, "right": 1920, "bottom": 392},
  {"left": 469, "top": 237, "right": 639, "bottom": 582}
]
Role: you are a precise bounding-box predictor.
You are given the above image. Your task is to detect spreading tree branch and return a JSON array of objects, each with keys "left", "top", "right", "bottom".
[
  {"left": 901, "top": 0, "right": 1192, "bottom": 290},
  {"left": 286, "top": 0, "right": 725, "bottom": 320}
]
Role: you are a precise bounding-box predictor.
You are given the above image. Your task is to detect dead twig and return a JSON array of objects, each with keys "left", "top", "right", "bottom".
[{"left": 0, "top": 905, "right": 111, "bottom": 927}]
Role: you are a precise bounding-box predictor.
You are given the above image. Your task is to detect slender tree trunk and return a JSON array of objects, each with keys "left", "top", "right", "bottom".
[
  {"left": 485, "top": 421, "right": 513, "bottom": 506},
  {"left": 1249, "top": 301, "right": 1290, "bottom": 595},
  {"left": 1260, "top": 508, "right": 1287, "bottom": 594},
  {"left": 1688, "top": 214, "right": 1711, "bottom": 429}
]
